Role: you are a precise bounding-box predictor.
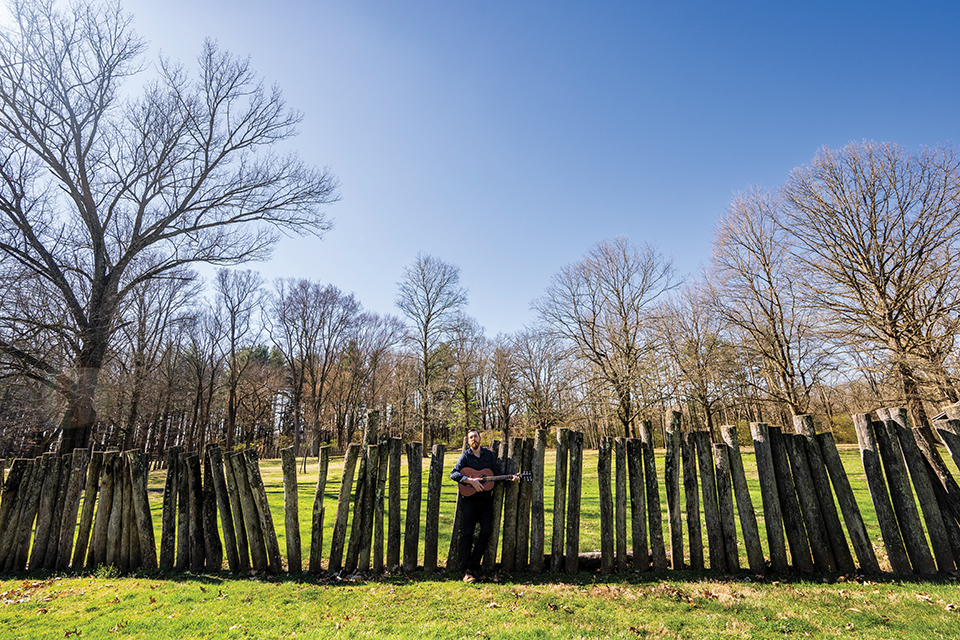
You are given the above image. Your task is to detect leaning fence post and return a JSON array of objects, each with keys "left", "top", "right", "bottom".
[
  {"left": 853, "top": 413, "right": 911, "bottom": 575},
  {"left": 309, "top": 446, "right": 330, "bottom": 573},
  {"left": 423, "top": 443, "right": 446, "bottom": 572},
  {"left": 202, "top": 448, "right": 223, "bottom": 572},
  {"left": 640, "top": 421, "right": 667, "bottom": 571},
  {"left": 681, "top": 431, "right": 703, "bottom": 571},
  {"left": 126, "top": 450, "right": 158, "bottom": 570},
  {"left": 402, "top": 442, "right": 422, "bottom": 572},
  {"left": 720, "top": 424, "right": 764, "bottom": 575},
  {"left": 713, "top": 443, "right": 740, "bottom": 572},
  {"left": 223, "top": 452, "right": 252, "bottom": 573},
  {"left": 768, "top": 426, "right": 813, "bottom": 572},
  {"left": 694, "top": 430, "right": 725, "bottom": 572},
  {"left": 158, "top": 447, "right": 180, "bottom": 570},
  {"left": 28, "top": 453, "right": 59, "bottom": 571},
  {"left": 88, "top": 451, "right": 118, "bottom": 569},
  {"left": 73, "top": 450, "right": 104, "bottom": 570},
  {"left": 783, "top": 432, "right": 836, "bottom": 573},
  {"left": 565, "top": 431, "right": 583, "bottom": 575},
  {"left": 281, "top": 446, "right": 302, "bottom": 573},
  {"left": 330, "top": 443, "right": 361, "bottom": 573},
  {"left": 751, "top": 422, "right": 788, "bottom": 573},
  {"left": 208, "top": 445, "right": 240, "bottom": 573}
]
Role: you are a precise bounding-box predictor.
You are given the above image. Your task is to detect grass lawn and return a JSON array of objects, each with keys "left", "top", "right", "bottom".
[{"left": 1, "top": 441, "right": 960, "bottom": 638}]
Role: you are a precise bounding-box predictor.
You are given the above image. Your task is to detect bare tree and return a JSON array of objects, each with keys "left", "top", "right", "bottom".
[
  {"left": 0, "top": 0, "right": 338, "bottom": 452},
  {"left": 783, "top": 141, "right": 960, "bottom": 434},
  {"left": 395, "top": 253, "right": 467, "bottom": 451},
  {"left": 710, "top": 188, "right": 831, "bottom": 416},
  {"left": 533, "top": 237, "right": 675, "bottom": 438},
  {"left": 447, "top": 313, "right": 487, "bottom": 436},
  {"left": 511, "top": 327, "right": 573, "bottom": 432}
]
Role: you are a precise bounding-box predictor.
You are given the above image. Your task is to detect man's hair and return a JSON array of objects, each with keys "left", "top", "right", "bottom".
[{"left": 467, "top": 429, "right": 481, "bottom": 438}]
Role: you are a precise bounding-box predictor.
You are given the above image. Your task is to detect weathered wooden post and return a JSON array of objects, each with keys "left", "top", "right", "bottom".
[
  {"left": 88, "top": 451, "right": 118, "bottom": 569},
  {"left": 598, "top": 436, "right": 615, "bottom": 574},
  {"left": 158, "top": 447, "right": 180, "bottom": 570},
  {"left": 792, "top": 416, "right": 854, "bottom": 574},
  {"left": 0, "top": 460, "right": 28, "bottom": 568},
  {"left": 202, "top": 449, "right": 223, "bottom": 572},
  {"left": 876, "top": 409, "right": 946, "bottom": 574},
  {"left": 551, "top": 429, "right": 570, "bottom": 573},
  {"left": 47, "top": 454, "right": 73, "bottom": 571},
  {"left": 783, "top": 433, "right": 836, "bottom": 573},
  {"left": 767, "top": 426, "right": 813, "bottom": 572},
  {"left": 387, "top": 438, "right": 402, "bottom": 572},
  {"left": 565, "top": 431, "right": 583, "bottom": 574},
  {"left": 817, "top": 431, "right": 880, "bottom": 574},
  {"left": 871, "top": 414, "right": 936, "bottom": 575},
  {"left": 501, "top": 437, "right": 522, "bottom": 571},
  {"left": 186, "top": 453, "right": 205, "bottom": 572},
  {"left": 12, "top": 458, "right": 42, "bottom": 571},
  {"left": 664, "top": 411, "right": 683, "bottom": 570},
  {"left": 309, "top": 446, "right": 330, "bottom": 573},
  {"left": 28, "top": 453, "right": 59, "bottom": 570},
  {"left": 402, "top": 442, "right": 422, "bottom": 572},
  {"left": 373, "top": 440, "right": 390, "bottom": 573},
  {"left": 530, "top": 429, "right": 547, "bottom": 573},
  {"left": 281, "top": 446, "right": 302, "bottom": 573},
  {"left": 329, "top": 444, "right": 360, "bottom": 573},
  {"left": 626, "top": 437, "right": 648, "bottom": 571},
  {"left": 73, "top": 450, "right": 105, "bottom": 570},
  {"left": 482, "top": 440, "right": 508, "bottom": 572},
  {"left": 231, "top": 451, "right": 268, "bottom": 573},
  {"left": 720, "top": 425, "right": 764, "bottom": 575},
  {"left": 423, "top": 443, "right": 445, "bottom": 572},
  {"left": 935, "top": 419, "right": 960, "bottom": 471},
  {"left": 244, "top": 449, "right": 283, "bottom": 574},
  {"left": 515, "top": 438, "right": 535, "bottom": 571},
  {"left": 208, "top": 445, "right": 240, "bottom": 573},
  {"left": 106, "top": 455, "right": 124, "bottom": 569},
  {"left": 614, "top": 437, "right": 628, "bottom": 572},
  {"left": 713, "top": 444, "right": 740, "bottom": 572},
  {"left": 126, "top": 450, "right": 158, "bottom": 570},
  {"left": 223, "top": 452, "right": 252, "bottom": 572},
  {"left": 853, "top": 413, "right": 911, "bottom": 575},
  {"left": 750, "top": 422, "right": 788, "bottom": 573},
  {"left": 175, "top": 451, "right": 191, "bottom": 571},
  {"left": 681, "top": 431, "right": 703, "bottom": 571},
  {"left": 357, "top": 443, "right": 380, "bottom": 572},
  {"left": 694, "top": 430, "right": 725, "bottom": 572},
  {"left": 640, "top": 421, "right": 667, "bottom": 571}
]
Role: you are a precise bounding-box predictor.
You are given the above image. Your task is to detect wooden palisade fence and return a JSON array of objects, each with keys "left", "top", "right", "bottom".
[{"left": 2, "top": 407, "right": 960, "bottom": 578}]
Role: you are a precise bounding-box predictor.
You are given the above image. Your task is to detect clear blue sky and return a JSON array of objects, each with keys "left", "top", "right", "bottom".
[{"left": 121, "top": 0, "right": 960, "bottom": 336}]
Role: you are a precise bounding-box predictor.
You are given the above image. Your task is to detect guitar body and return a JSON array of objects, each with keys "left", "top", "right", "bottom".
[
  {"left": 458, "top": 467, "right": 533, "bottom": 496},
  {"left": 458, "top": 467, "right": 496, "bottom": 497}
]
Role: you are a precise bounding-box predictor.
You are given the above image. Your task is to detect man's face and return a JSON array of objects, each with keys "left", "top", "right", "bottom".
[{"left": 467, "top": 431, "right": 481, "bottom": 449}]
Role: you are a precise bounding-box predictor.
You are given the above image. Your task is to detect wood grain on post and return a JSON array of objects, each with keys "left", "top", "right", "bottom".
[
  {"left": 720, "top": 424, "right": 764, "bottom": 574},
  {"left": 879, "top": 408, "right": 951, "bottom": 573},
  {"left": 208, "top": 446, "right": 240, "bottom": 573},
  {"left": 792, "top": 416, "right": 854, "bottom": 574},
  {"left": 373, "top": 441, "right": 389, "bottom": 573},
  {"left": 750, "top": 422, "right": 788, "bottom": 573},
  {"left": 0, "top": 460, "right": 27, "bottom": 569},
  {"left": 530, "top": 429, "right": 547, "bottom": 573},
  {"left": 501, "top": 437, "right": 521, "bottom": 572},
  {"left": 175, "top": 451, "right": 191, "bottom": 571},
  {"left": 231, "top": 451, "right": 268, "bottom": 573},
  {"left": 614, "top": 437, "right": 628, "bottom": 572},
  {"left": 158, "top": 447, "right": 179, "bottom": 570},
  {"left": 482, "top": 440, "right": 508, "bottom": 573},
  {"left": 918, "top": 423, "right": 960, "bottom": 526},
  {"left": 565, "top": 431, "right": 583, "bottom": 575},
  {"left": 243, "top": 449, "right": 282, "bottom": 573},
  {"left": 664, "top": 412, "right": 683, "bottom": 570},
  {"left": 106, "top": 455, "right": 124, "bottom": 569},
  {"left": 627, "top": 437, "right": 648, "bottom": 571},
  {"left": 12, "top": 458, "right": 41, "bottom": 571},
  {"left": 515, "top": 438, "right": 534, "bottom": 571},
  {"left": 767, "top": 426, "right": 814, "bottom": 572},
  {"left": 935, "top": 420, "right": 960, "bottom": 471},
  {"left": 186, "top": 453, "right": 205, "bottom": 572},
  {"left": 871, "top": 415, "right": 936, "bottom": 576},
  {"left": 57, "top": 449, "right": 90, "bottom": 570},
  {"left": 88, "top": 451, "right": 118, "bottom": 569},
  {"left": 202, "top": 448, "right": 223, "bottom": 572},
  {"left": 817, "top": 431, "right": 880, "bottom": 574},
  {"left": 345, "top": 445, "right": 368, "bottom": 574},
  {"left": 681, "top": 432, "right": 703, "bottom": 571},
  {"left": 309, "top": 445, "right": 330, "bottom": 573},
  {"left": 222, "top": 452, "right": 251, "bottom": 572},
  {"left": 73, "top": 449, "right": 104, "bottom": 570},
  {"left": 358, "top": 443, "right": 381, "bottom": 571},
  {"left": 387, "top": 438, "right": 402, "bottom": 572},
  {"left": 280, "top": 446, "right": 302, "bottom": 573},
  {"left": 713, "top": 443, "right": 740, "bottom": 572},
  {"left": 640, "top": 421, "right": 667, "bottom": 571},
  {"left": 782, "top": 432, "right": 836, "bottom": 573},
  {"left": 46, "top": 454, "right": 72, "bottom": 570},
  {"left": 598, "top": 437, "right": 615, "bottom": 574},
  {"left": 551, "top": 429, "right": 570, "bottom": 572},
  {"left": 126, "top": 450, "right": 158, "bottom": 570},
  {"left": 402, "top": 442, "right": 422, "bottom": 572},
  {"left": 852, "top": 413, "right": 912, "bottom": 575},
  {"left": 28, "top": 453, "right": 59, "bottom": 570},
  {"left": 693, "top": 430, "right": 725, "bottom": 572},
  {"left": 422, "top": 443, "right": 445, "bottom": 572}
]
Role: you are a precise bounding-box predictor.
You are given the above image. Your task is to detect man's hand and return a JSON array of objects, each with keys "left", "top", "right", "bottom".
[{"left": 468, "top": 477, "right": 485, "bottom": 492}]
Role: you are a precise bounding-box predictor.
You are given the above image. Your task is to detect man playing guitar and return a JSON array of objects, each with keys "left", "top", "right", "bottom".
[{"left": 450, "top": 429, "right": 519, "bottom": 582}]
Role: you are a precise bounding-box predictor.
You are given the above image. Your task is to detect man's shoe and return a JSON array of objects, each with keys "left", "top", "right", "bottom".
[{"left": 462, "top": 571, "right": 477, "bottom": 583}]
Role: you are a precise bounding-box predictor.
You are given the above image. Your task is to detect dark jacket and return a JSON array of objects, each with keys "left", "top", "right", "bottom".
[{"left": 450, "top": 446, "right": 503, "bottom": 483}]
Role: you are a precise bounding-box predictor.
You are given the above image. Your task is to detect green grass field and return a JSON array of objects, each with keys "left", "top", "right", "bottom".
[{"left": 1, "top": 444, "right": 959, "bottom": 638}]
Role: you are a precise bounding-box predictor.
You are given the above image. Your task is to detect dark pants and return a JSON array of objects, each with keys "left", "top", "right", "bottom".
[{"left": 460, "top": 492, "right": 494, "bottom": 573}]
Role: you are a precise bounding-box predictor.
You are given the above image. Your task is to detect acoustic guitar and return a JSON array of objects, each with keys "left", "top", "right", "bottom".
[{"left": 458, "top": 467, "right": 533, "bottom": 496}]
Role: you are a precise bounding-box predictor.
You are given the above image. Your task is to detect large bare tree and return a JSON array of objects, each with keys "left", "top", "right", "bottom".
[
  {"left": 783, "top": 141, "right": 960, "bottom": 434},
  {"left": 0, "top": 0, "right": 338, "bottom": 452},
  {"left": 395, "top": 252, "right": 467, "bottom": 450},
  {"left": 533, "top": 237, "right": 675, "bottom": 438}
]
